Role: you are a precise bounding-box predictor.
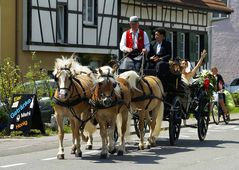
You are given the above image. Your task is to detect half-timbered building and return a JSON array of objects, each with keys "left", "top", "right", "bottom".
[{"left": 0, "top": 0, "right": 233, "bottom": 74}]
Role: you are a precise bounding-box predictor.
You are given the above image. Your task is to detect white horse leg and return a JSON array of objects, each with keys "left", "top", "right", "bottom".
[
  {"left": 138, "top": 110, "right": 146, "bottom": 150},
  {"left": 70, "top": 119, "right": 76, "bottom": 154},
  {"left": 99, "top": 124, "right": 108, "bottom": 159},
  {"left": 73, "top": 120, "right": 82, "bottom": 157},
  {"left": 56, "top": 113, "right": 65, "bottom": 159},
  {"left": 117, "top": 111, "right": 128, "bottom": 155}
]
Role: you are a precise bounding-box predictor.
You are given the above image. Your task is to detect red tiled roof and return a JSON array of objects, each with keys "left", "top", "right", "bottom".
[{"left": 139, "top": 0, "right": 233, "bottom": 14}]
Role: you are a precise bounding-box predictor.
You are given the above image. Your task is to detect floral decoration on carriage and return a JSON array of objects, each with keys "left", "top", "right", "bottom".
[{"left": 198, "top": 69, "right": 216, "bottom": 98}]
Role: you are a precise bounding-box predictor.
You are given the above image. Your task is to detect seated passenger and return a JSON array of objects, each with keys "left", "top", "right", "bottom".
[{"left": 180, "top": 49, "right": 207, "bottom": 85}]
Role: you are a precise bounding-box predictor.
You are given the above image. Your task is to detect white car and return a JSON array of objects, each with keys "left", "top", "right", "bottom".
[{"left": 225, "top": 78, "right": 239, "bottom": 93}]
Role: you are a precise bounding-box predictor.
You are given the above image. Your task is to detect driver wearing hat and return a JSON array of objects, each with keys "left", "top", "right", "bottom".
[{"left": 119, "top": 16, "right": 150, "bottom": 70}]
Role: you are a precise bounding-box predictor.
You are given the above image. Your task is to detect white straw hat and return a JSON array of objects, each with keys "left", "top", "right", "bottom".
[{"left": 129, "top": 16, "right": 139, "bottom": 22}]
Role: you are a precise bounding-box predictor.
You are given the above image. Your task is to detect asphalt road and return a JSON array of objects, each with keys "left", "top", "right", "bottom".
[{"left": 1, "top": 119, "right": 239, "bottom": 170}]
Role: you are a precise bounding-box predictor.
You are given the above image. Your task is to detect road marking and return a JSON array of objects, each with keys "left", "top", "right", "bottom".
[
  {"left": 84, "top": 150, "right": 100, "bottom": 155},
  {"left": 41, "top": 151, "right": 99, "bottom": 161},
  {"left": 42, "top": 157, "right": 57, "bottom": 161},
  {"left": 0, "top": 163, "right": 26, "bottom": 168},
  {"left": 214, "top": 157, "right": 224, "bottom": 160},
  {"left": 8, "top": 145, "right": 30, "bottom": 150}
]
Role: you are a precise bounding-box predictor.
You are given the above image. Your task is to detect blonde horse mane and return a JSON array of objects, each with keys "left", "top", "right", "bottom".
[
  {"left": 53, "top": 56, "right": 74, "bottom": 76},
  {"left": 95, "top": 66, "right": 121, "bottom": 97},
  {"left": 118, "top": 71, "right": 142, "bottom": 92}
]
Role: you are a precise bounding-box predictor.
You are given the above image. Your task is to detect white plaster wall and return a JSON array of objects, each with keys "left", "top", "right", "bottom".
[{"left": 211, "top": 0, "right": 239, "bottom": 84}]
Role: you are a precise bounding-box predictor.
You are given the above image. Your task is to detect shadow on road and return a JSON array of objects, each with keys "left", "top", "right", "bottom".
[{"left": 80, "top": 138, "right": 239, "bottom": 164}]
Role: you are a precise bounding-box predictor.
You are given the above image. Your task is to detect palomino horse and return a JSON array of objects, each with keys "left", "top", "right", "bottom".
[
  {"left": 91, "top": 66, "right": 131, "bottom": 158},
  {"left": 53, "top": 57, "right": 96, "bottom": 159},
  {"left": 119, "top": 71, "right": 164, "bottom": 150}
]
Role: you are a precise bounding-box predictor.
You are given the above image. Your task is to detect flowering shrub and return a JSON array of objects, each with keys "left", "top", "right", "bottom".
[{"left": 198, "top": 70, "right": 216, "bottom": 98}]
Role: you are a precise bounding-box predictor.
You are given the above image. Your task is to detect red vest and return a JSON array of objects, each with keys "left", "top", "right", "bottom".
[{"left": 126, "top": 29, "right": 144, "bottom": 52}]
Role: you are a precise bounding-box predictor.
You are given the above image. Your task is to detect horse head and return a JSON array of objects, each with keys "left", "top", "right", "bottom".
[
  {"left": 53, "top": 57, "right": 74, "bottom": 100},
  {"left": 94, "top": 66, "right": 120, "bottom": 108}
]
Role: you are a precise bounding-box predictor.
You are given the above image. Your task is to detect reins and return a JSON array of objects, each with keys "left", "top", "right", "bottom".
[{"left": 53, "top": 72, "right": 96, "bottom": 130}]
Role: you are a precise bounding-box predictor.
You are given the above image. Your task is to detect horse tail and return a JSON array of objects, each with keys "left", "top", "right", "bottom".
[
  {"left": 152, "top": 101, "right": 164, "bottom": 137},
  {"left": 116, "top": 109, "right": 131, "bottom": 139},
  {"left": 82, "top": 121, "right": 97, "bottom": 142}
]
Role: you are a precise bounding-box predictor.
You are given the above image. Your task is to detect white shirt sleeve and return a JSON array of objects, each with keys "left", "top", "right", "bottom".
[
  {"left": 143, "top": 31, "right": 150, "bottom": 52},
  {"left": 120, "top": 31, "right": 128, "bottom": 53}
]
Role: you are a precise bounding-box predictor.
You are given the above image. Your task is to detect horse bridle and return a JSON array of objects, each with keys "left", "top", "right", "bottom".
[{"left": 55, "top": 67, "right": 73, "bottom": 92}]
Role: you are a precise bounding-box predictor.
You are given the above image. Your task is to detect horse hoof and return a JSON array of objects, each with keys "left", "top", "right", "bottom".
[
  {"left": 117, "top": 150, "right": 124, "bottom": 156},
  {"left": 109, "top": 148, "right": 117, "bottom": 154},
  {"left": 146, "top": 145, "right": 151, "bottom": 149},
  {"left": 71, "top": 148, "right": 76, "bottom": 154},
  {"left": 138, "top": 145, "right": 144, "bottom": 150},
  {"left": 75, "top": 152, "right": 82, "bottom": 157},
  {"left": 57, "top": 154, "right": 65, "bottom": 160},
  {"left": 86, "top": 145, "right": 92, "bottom": 150},
  {"left": 100, "top": 153, "right": 108, "bottom": 159}
]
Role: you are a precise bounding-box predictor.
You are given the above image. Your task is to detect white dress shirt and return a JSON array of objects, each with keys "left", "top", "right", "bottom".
[
  {"left": 156, "top": 43, "right": 162, "bottom": 55},
  {"left": 120, "top": 29, "right": 150, "bottom": 53}
]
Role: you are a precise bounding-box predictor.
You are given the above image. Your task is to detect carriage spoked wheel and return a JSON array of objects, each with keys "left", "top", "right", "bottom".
[
  {"left": 211, "top": 102, "right": 220, "bottom": 125},
  {"left": 169, "top": 96, "right": 182, "bottom": 146},
  {"left": 197, "top": 100, "right": 210, "bottom": 141},
  {"left": 133, "top": 112, "right": 148, "bottom": 138}
]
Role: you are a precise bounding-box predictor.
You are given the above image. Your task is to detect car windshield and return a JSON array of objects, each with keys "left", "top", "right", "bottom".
[
  {"left": 230, "top": 78, "right": 239, "bottom": 86},
  {"left": 16, "top": 79, "right": 56, "bottom": 98}
]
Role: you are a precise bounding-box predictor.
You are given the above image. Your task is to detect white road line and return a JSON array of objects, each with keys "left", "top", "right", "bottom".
[
  {"left": 0, "top": 163, "right": 26, "bottom": 168},
  {"left": 84, "top": 150, "right": 100, "bottom": 155},
  {"left": 42, "top": 157, "right": 57, "bottom": 161},
  {"left": 8, "top": 145, "right": 30, "bottom": 150},
  {"left": 41, "top": 151, "right": 100, "bottom": 161}
]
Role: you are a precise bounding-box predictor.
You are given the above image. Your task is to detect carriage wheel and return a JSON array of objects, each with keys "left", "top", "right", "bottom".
[
  {"left": 211, "top": 102, "right": 220, "bottom": 125},
  {"left": 197, "top": 100, "right": 210, "bottom": 141},
  {"left": 169, "top": 96, "right": 182, "bottom": 146},
  {"left": 133, "top": 112, "right": 148, "bottom": 139}
]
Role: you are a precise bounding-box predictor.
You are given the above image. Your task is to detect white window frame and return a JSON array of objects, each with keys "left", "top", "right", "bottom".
[
  {"left": 83, "top": 0, "right": 95, "bottom": 25},
  {"left": 57, "top": 4, "right": 67, "bottom": 43},
  {"left": 212, "top": 0, "right": 229, "bottom": 20},
  {"left": 169, "top": 32, "right": 174, "bottom": 58}
]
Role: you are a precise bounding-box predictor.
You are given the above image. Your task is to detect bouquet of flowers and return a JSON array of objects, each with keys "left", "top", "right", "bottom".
[{"left": 198, "top": 69, "right": 216, "bottom": 98}]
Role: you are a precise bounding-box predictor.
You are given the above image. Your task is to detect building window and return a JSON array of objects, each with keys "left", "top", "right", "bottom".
[
  {"left": 180, "top": 33, "right": 185, "bottom": 58},
  {"left": 212, "top": 0, "right": 229, "bottom": 19},
  {"left": 83, "top": 0, "right": 95, "bottom": 25},
  {"left": 195, "top": 35, "right": 200, "bottom": 59},
  {"left": 166, "top": 32, "right": 174, "bottom": 58},
  {"left": 56, "top": 3, "right": 68, "bottom": 43}
]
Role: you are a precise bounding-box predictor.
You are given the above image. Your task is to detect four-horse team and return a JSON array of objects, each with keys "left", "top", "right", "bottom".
[{"left": 52, "top": 16, "right": 216, "bottom": 159}]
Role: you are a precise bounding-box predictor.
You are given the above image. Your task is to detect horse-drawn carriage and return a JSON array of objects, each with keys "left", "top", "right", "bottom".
[
  {"left": 52, "top": 54, "right": 214, "bottom": 159},
  {"left": 118, "top": 53, "right": 214, "bottom": 146}
]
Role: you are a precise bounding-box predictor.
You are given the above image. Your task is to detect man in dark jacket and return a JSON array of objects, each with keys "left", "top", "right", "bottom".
[{"left": 148, "top": 28, "right": 172, "bottom": 90}]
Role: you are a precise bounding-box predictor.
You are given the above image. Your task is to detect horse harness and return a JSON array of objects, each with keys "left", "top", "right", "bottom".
[
  {"left": 89, "top": 73, "right": 128, "bottom": 111},
  {"left": 131, "top": 76, "right": 163, "bottom": 110},
  {"left": 53, "top": 72, "right": 96, "bottom": 130}
]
